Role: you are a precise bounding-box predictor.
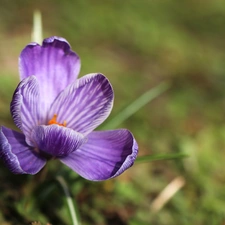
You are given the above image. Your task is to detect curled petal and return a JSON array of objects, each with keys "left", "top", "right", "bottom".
[
  {"left": 49, "top": 73, "right": 114, "bottom": 135},
  {"left": 10, "top": 76, "right": 41, "bottom": 144},
  {"left": 0, "top": 126, "right": 46, "bottom": 174},
  {"left": 19, "top": 36, "right": 81, "bottom": 115},
  {"left": 31, "top": 125, "right": 87, "bottom": 157},
  {"left": 60, "top": 129, "right": 138, "bottom": 181}
]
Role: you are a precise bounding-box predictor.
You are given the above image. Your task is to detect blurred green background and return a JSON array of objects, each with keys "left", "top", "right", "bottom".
[{"left": 1, "top": 0, "right": 225, "bottom": 224}]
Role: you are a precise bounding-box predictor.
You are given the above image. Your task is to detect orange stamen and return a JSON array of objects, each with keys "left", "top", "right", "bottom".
[{"left": 48, "top": 114, "right": 66, "bottom": 127}]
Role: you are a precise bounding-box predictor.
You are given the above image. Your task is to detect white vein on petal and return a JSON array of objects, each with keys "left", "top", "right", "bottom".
[
  {"left": 49, "top": 73, "right": 114, "bottom": 135},
  {"left": 11, "top": 76, "right": 40, "bottom": 140}
]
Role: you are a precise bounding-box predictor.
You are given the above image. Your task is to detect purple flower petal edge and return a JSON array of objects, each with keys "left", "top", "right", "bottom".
[
  {"left": 10, "top": 76, "right": 41, "bottom": 144},
  {"left": 19, "top": 36, "right": 81, "bottom": 116},
  {"left": 0, "top": 126, "right": 46, "bottom": 174},
  {"left": 31, "top": 125, "right": 87, "bottom": 157},
  {"left": 60, "top": 129, "right": 138, "bottom": 181},
  {"left": 49, "top": 73, "right": 114, "bottom": 135}
]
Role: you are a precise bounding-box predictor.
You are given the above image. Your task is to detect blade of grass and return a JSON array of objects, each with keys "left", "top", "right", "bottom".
[
  {"left": 102, "top": 81, "right": 170, "bottom": 129},
  {"left": 32, "top": 10, "right": 43, "bottom": 44},
  {"left": 136, "top": 153, "right": 188, "bottom": 163},
  {"left": 56, "top": 176, "right": 80, "bottom": 225}
]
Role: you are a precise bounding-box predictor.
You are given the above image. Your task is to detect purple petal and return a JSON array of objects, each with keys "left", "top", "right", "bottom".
[
  {"left": 49, "top": 73, "right": 114, "bottom": 135},
  {"left": 31, "top": 125, "right": 87, "bottom": 157},
  {"left": 60, "top": 129, "right": 138, "bottom": 181},
  {"left": 19, "top": 36, "right": 81, "bottom": 115},
  {"left": 0, "top": 126, "right": 46, "bottom": 174},
  {"left": 10, "top": 76, "right": 41, "bottom": 145}
]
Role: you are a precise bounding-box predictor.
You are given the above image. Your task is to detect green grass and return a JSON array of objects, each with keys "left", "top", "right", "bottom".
[{"left": 0, "top": 0, "right": 225, "bottom": 224}]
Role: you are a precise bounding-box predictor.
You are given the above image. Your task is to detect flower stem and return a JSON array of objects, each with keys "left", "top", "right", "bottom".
[{"left": 56, "top": 176, "right": 79, "bottom": 225}]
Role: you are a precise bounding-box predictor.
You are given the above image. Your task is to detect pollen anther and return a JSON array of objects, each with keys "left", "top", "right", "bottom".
[{"left": 48, "top": 114, "right": 66, "bottom": 127}]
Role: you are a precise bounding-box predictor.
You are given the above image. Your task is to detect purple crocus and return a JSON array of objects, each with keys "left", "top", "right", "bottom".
[{"left": 0, "top": 36, "right": 138, "bottom": 181}]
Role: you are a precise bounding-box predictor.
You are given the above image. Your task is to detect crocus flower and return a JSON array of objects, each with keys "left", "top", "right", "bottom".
[{"left": 0, "top": 36, "right": 138, "bottom": 181}]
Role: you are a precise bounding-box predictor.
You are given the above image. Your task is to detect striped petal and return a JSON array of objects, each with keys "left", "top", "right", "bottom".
[
  {"left": 19, "top": 36, "right": 81, "bottom": 115},
  {"left": 49, "top": 73, "right": 114, "bottom": 135},
  {"left": 10, "top": 76, "right": 41, "bottom": 144},
  {"left": 0, "top": 126, "right": 46, "bottom": 174},
  {"left": 31, "top": 125, "right": 87, "bottom": 157},
  {"left": 60, "top": 129, "right": 138, "bottom": 181}
]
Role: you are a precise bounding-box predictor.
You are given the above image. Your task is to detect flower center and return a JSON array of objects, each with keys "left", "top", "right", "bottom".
[{"left": 48, "top": 114, "right": 66, "bottom": 127}]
